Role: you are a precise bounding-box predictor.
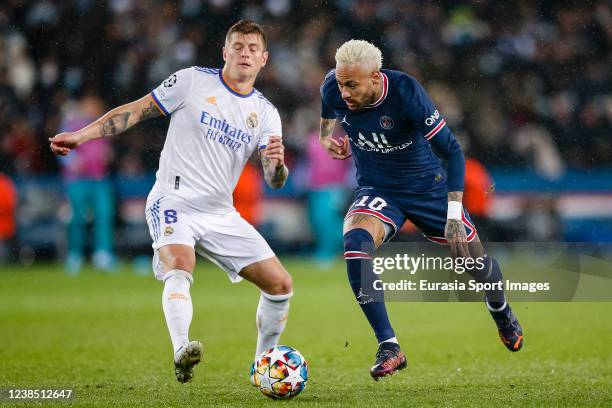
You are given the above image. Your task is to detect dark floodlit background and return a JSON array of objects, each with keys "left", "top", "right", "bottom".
[{"left": 0, "top": 0, "right": 611, "bottom": 269}]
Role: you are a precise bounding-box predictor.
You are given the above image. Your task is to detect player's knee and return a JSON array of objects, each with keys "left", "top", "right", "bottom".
[
  {"left": 169, "top": 257, "right": 194, "bottom": 272},
  {"left": 266, "top": 273, "right": 292, "bottom": 295},
  {"left": 343, "top": 228, "right": 375, "bottom": 255},
  {"left": 260, "top": 271, "right": 293, "bottom": 296},
  {"left": 161, "top": 249, "right": 195, "bottom": 272}
]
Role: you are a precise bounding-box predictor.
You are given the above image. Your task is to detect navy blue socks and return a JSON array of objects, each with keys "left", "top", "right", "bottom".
[{"left": 344, "top": 228, "right": 395, "bottom": 343}]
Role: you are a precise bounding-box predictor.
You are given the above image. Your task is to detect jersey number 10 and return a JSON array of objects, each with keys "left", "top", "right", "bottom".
[{"left": 355, "top": 195, "right": 387, "bottom": 211}]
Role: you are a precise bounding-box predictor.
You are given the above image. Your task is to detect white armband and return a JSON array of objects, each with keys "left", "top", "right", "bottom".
[{"left": 447, "top": 201, "right": 462, "bottom": 220}]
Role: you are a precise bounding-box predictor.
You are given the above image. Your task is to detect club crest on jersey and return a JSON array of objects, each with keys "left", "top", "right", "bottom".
[
  {"left": 164, "top": 226, "right": 174, "bottom": 236},
  {"left": 246, "top": 112, "right": 258, "bottom": 129},
  {"left": 380, "top": 115, "right": 394, "bottom": 130}
]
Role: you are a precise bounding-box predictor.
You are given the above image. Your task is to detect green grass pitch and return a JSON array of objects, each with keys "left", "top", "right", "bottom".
[{"left": 1, "top": 259, "right": 611, "bottom": 407}]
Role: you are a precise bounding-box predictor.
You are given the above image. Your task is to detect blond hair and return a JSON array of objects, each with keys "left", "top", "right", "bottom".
[{"left": 335, "top": 39, "right": 383, "bottom": 71}]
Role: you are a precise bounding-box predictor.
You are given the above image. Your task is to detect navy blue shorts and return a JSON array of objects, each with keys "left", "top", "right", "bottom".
[{"left": 345, "top": 187, "right": 477, "bottom": 243}]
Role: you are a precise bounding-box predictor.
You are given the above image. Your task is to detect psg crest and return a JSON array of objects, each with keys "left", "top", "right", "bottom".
[{"left": 380, "top": 115, "right": 394, "bottom": 130}]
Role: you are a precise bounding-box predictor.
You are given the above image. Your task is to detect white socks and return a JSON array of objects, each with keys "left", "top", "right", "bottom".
[
  {"left": 162, "top": 269, "right": 194, "bottom": 354},
  {"left": 162, "top": 270, "right": 290, "bottom": 360},
  {"left": 255, "top": 291, "right": 292, "bottom": 359}
]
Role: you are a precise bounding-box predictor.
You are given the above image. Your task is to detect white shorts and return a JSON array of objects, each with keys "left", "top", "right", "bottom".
[{"left": 145, "top": 195, "right": 275, "bottom": 283}]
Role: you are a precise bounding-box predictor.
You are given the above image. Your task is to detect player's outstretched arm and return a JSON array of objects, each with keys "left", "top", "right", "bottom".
[
  {"left": 319, "top": 118, "right": 351, "bottom": 160},
  {"left": 49, "top": 94, "right": 162, "bottom": 156},
  {"left": 260, "top": 136, "right": 289, "bottom": 189}
]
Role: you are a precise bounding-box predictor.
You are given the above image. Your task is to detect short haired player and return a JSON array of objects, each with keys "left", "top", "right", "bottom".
[
  {"left": 319, "top": 40, "right": 523, "bottom": 380},
  {"left": 50, "top": 20, "right": 293, "bottom": 384}
]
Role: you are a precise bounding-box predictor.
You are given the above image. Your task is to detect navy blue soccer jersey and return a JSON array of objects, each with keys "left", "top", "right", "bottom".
[
  {"left": 320, "top": 69, "right": 465, "bottom": 194},
  {"left": 321, "top": 69, "right": 476, "bottom": 243}
]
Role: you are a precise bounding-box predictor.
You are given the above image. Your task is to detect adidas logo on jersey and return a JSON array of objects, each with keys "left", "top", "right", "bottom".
[{"left": 206, "top": 96, "right": 217, "bottom": 105}]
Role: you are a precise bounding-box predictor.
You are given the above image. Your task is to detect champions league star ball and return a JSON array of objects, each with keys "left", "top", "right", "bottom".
[{"left": 251, "top": 345, "right": 308, "bottom": 399}]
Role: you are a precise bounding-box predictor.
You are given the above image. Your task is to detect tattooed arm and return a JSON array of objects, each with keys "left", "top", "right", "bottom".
[
  {"left": 320, "top": 118, "right": 336, "bottom": 139},
  {"left": 49, "top": 94, "right": 162, "bottom": 156},
  {"left": 260, "top": 136, "right": 289, "bottom": 189},
  {"left": 445, "top": 191, "right": 471, "bottom": 258},
  {"left": 319, "top": 118, "right": 351, "bottom": 160}
]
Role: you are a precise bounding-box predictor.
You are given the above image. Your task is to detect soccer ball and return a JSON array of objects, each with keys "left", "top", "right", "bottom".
[{"left": 251, "top": 345, "right": 308, "bottom": 399}]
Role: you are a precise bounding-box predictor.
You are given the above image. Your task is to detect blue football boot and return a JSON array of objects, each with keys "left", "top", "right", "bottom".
[
  {"left": 488, "top": 303, "right": 523, "bottom": 352},
  {"left": 370, "top": 342, "right": 407, "bottom": 380}
]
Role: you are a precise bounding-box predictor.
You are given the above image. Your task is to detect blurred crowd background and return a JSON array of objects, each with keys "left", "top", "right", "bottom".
[{"left": 0, "top": 0, "right": 611, "bottom": 269}]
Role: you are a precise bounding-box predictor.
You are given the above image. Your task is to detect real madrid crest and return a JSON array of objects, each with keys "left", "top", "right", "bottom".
[
  {"left": 380, "top": 115, "right": 394, "bottom": 130},
  {"left": 246, "top": 112, "right": 258, "bottom": 129},
  {"left": 164, "top": 226, "right": 174, "bottom": 236}
]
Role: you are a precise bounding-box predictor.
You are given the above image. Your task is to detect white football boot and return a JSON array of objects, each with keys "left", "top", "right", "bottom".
[{"left": 173, "top": 340, "right": 203, "bottom": 383}]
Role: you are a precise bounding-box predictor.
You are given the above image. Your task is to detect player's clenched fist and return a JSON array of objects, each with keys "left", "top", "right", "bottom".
[
  {"left": 261, "top": 136, "right": 285, "bottom": 167},
  {"left": 49, "top": 132, "right": 85, "bottom": 156},
  {"left": 320, "top": 135, "right": 351, "bottom": 160}
]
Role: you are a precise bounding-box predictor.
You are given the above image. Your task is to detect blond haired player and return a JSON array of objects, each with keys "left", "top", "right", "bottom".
[
  {"left": 50, "top": 20, "right": 292, "bottom": 384},
  {"left": 320, "top": 40, "right": 523, "bottom": 379}
]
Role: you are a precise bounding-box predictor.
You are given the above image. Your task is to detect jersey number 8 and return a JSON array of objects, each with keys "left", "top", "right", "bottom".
[{"left": 164, "top": 209, "right": 178, "bottom": 224}]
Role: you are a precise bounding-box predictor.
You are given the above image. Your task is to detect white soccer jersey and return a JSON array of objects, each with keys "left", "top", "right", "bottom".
[{"left": 149, "top": 66, "right": 281, "bottom": 214}]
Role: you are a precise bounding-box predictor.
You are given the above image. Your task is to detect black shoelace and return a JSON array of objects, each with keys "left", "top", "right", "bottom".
[{"left": 376, "top": 347, "right": 398, "bottom": 362}]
